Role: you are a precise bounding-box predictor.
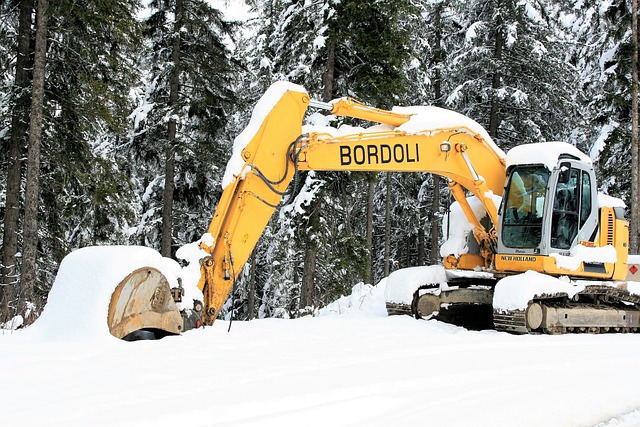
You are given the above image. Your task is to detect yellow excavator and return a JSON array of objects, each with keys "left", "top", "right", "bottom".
[{"left": 107, "top": 82, "right": 640, "bottom": 339}]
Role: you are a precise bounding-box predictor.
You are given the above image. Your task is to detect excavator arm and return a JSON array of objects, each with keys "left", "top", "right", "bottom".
[{"left": 197, "top": 83, "right": 506, "bottom": 325}]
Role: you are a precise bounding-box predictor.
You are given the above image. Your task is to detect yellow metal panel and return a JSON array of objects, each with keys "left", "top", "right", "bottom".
[
  {"left": 444, "top": 253, "right": 486, "bottom": 270},
  {"left": 330, "top": 98, "right": 413, "bottom": 127},
  {"left": 495, "top": 252, "right": 621, "bottom": 280},
  {"left": 495, "top": 253, "right": 546, "bottom": 273},
  {"left": 596, "top": 207, "right": 629, "bottom": 280},
  {"left": 299, "top": 131, "right": 505, "bottom": 197}
]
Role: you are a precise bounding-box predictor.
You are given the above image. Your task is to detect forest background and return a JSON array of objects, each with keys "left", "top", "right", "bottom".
[{"left": 0, "top": 0, "right": 638, "bottom": 325}]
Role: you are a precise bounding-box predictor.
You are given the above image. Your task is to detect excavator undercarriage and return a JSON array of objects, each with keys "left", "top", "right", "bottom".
[
  {"left": 391, "top": 279, "right": 640, "bottom": 335},
  {"left": 410, "top": 278, "right": 496, "bottom": 331}
]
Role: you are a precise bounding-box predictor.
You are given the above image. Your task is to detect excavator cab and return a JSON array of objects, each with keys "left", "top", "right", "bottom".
[
  {"left": 494, "top": 143, "right": 625, "bottom": 279},
  {"left": 492, "top": 146, "right": 637, "bottom": 334},
  {"left": 498, "top": 157, "right": 598, "bottom": 257}
]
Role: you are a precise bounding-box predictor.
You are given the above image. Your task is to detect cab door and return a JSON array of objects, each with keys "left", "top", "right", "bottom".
[{"left": 549, "top": 162, "right": 598, "bottom": 254}]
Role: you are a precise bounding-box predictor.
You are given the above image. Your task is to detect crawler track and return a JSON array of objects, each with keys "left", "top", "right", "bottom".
[
  {"left": 387, "top": 279, "right": 640, "bottom": 335},
  {"left": 385, "top": 302, "right": 412, "bottom": 316},
  {"left": 410, "top": 280, "right": 496, "bottom": 331},
  {"left": 494, "top": 286, "right": 640, "bottom": 334}
]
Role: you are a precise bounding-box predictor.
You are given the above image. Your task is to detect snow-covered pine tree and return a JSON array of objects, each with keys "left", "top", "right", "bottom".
[
  {"left": 568, "top": 0, "right": 636, "bottom": 246},
  {"left": 0, "top": 0, "right": 142, "bottom": 320},
  {"left": 43, "top": 0, "right": 141, "bottom": 252},
  {"left": 382, "top": 0, "right": 463, "bottom": 274},
  {"left": 233, "top": 0, "right": 333, "bottom": 316},
  {"left": 0, "top": 0, "right": 34, "bottom": 321},
  {"left": 319, "top": 0, "right": 415, "bottom": 291},
  {"left": 447, "top": 0, "right": 580, "bottom": 150},
  {"left": 128, "top": 0, "right": 241, "bottom": 256},
  {"left": 231, "top": 0, "right": 416, "bottom": 315}
]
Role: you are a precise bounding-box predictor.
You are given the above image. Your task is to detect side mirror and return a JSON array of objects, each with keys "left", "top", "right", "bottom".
[{"left": 558, "top": 162, "right": 571, "bottom": 184}]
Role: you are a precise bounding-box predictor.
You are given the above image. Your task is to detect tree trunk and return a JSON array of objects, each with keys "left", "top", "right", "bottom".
[
  {"left": 433, "top": 2, "right": 444, "bottom": 107},
  {"left": 631, "top": 0, "right": 639, "bottom": 254},
  {"left": 161, "top": 0, "right": 183, "bottom": 257},
  {"left": 365, "top": 177, "right": 375, "bottom": 284},
  {"left": 418, "top": 206, "right": 426, "bottom": 265},
  {"left": 1, "top": 0, "right": 34, "bottom": 319},
  {"left": 300, "top": 246, "right": 316, "bottom": 311},
  {"left": 299, "top": 30, "right": 335, "bottom": 310},
  {"left": 300, "top": 207, "right": 318, "bottom": 311},
  {"left": 405, "top": 234, "right": 410, "bottom": 268},
  {"left": 384, "top": 173, "right": 391, "bottom": 276},
  {"left": 489, "top": 10, "right": 504, "bottom": 139},
  {"left": 430, "top": 175, "right": 441, "bottom": 265},
  {"left": 248, "top": 249, "right": 256, "bottom": 320},
  {"left": 161, "top": 139, "right": 176, "bottom": 256},
  {"left": 429, "top": 3, "right": 443, "bottom": 265},
  {"left": 323, "top": 37, "right": 336, "bottom": 102},
  {"left": 21, "top": 0, "right": 48, "bottom": 316}
]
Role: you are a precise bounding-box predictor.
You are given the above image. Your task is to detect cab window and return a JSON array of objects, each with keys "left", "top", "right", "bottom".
[
  {"left": 502, "top": 167, "right": 549, "bottom": 248},
  {"left": 580, "top": 172, "right": 591, "bottom": 227},
  {"left": 551, "top": 168, "right": 579, "bottom": 249}
]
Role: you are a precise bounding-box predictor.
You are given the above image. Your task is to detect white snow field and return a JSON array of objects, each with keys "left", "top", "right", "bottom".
[{"left": 3, "top": 263, "right": 640, "bottom": 427}]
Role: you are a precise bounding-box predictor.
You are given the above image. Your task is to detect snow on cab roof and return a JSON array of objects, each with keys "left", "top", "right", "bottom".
[{"left": 506, "top": 141, "right": 592, "bottom": 170}]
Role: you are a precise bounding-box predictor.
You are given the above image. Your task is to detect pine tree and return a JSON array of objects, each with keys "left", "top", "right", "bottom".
[
  {"left": 447, "top": 0, "right": 580, "bottom": 150},
  {"left": 633, "top": 0, "right": 640, "bottom": 253},
  {"left": 21, "top": 0, "right": 48, "bottom": 320},
  {"left": 2, "top": 0, "right": 143, "bottom": 319},
  {"left": 242, "top": 0, "right": 415, "bottom": 314},
  {"left": 1, "top": 0, "right": 34, "bottom": 321},
  {"left": 34, "top": 0, "right": 141, "bottom": 279},
  {"left": 570, "top": 0, "right": 638, "bottom": 247},
  {"left": 240, "top": 0, "right": 335, "bottom": 315},
  {"left": 129, "top": 0, "right": 241, "bottom": 256},
  {"left": 393, "top": 0, "right": 461, "bottom": 270}
]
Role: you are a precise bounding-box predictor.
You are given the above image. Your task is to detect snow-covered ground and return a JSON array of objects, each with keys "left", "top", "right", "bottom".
[{"left": 3, "top": 274, "right": 640, "bottom": 427}]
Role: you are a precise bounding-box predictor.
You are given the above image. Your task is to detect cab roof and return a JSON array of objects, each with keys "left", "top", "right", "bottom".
[{"left": 506, "top": 141, "right": 592, "bottom": 170}]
